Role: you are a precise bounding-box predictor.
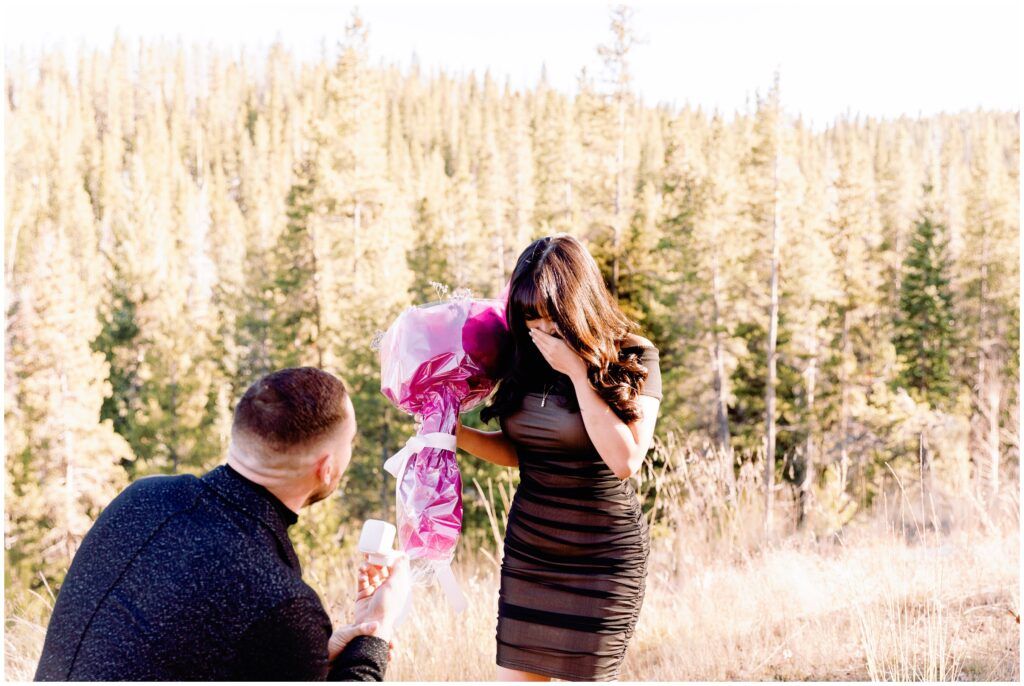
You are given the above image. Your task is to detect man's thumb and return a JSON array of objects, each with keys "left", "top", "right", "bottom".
[
  {"left": 328, "top": 622, "right": 379, "bottom": 657},
  {"left": 342, "top": 622, "right": 378, "bottom": 639}
]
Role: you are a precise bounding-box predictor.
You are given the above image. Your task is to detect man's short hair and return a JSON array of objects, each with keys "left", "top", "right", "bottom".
[{"left": 232, "top": 367, "right": 350, "bottom": 452}]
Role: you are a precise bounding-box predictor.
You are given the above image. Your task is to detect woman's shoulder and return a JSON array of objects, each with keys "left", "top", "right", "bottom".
[
  {"left": 619, "top": 333, "right": 657, "bottom": 351},
  {"left": 618, "top": 333, "right": 662, "bottom": 400}
]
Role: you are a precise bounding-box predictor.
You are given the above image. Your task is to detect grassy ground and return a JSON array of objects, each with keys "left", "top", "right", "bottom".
[
  {"left": 5, "top": 488, "right": 1019, "bottom": 681},
  {"left": 377, "top": 514, "right": 1018, "bottom": 681}
]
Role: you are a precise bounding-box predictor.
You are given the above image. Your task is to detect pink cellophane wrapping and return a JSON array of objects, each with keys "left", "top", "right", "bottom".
[{"left": 378, "top": 297, "right": 509, "bottom": 563}]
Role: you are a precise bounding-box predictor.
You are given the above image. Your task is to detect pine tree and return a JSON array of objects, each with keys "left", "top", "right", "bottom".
[
  {"left": 502, "top": 90, "right": 536, "bottom": 287},
  {"left": 693, "top": 114, "right": 744, "bottom": 449},
  {"left": 93, "top": 132, "right": 223, "bottom": 477},
  {"left": 957, "top": 115, "right": 1019, "bottom": 500},
  {"left": 595, "top": 3, "right": 640, "bottom": 297},
  {"left": 732, "top": 73, "right": 799, "bottom": 533},
  {"left": 778, "top": 120, "right": 840, "bottom": 527},
  {"left": 874, "top": 120, "right": 923, "bottom": 315},
  {"left": 268, "top": 157, "right": 324, "bottom": 369},
  {"left": 407, "top": 195, "right": 452, "bottom": 302},
  {"left": 531, "top": 77, "right": 574, "bottom": 232},
  {"left": 573, "top": 65, "right": 617, "bottom": 261},
  {"left": 893, "top": 199, "right": 959, "bottom": 409},
  {"left": 6, "top": 229, "right": 132, "bottom": 587},
  {"left": 727, "top": 316, "right": 804, "bottom": 457},
  {"left": 823, "top": 119, "right": 891, "bottom": 503}
]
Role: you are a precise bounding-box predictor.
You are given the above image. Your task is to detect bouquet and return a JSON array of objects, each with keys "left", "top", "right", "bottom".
[{"left": 376, "top": 289, "right": 510, "bottom": 611}]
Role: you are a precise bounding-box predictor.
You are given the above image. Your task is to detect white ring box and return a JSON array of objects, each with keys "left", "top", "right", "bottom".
[{"left": 358, "top": 519, "right": 398, "bottom": 566}]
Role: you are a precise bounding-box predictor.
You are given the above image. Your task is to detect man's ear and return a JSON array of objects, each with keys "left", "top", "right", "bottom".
[{"left": 314, "top": 451, "right": 333, "bottom": 485}]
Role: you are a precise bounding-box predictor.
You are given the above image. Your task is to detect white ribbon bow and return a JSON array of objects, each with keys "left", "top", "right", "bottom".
[{"left": 383, "top": 432, "right": 468, "bottom": 614}]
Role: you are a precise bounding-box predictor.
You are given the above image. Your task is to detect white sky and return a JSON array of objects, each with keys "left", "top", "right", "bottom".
[{"left": 4, "top": 0, "right": 1020, "bottom": 129}]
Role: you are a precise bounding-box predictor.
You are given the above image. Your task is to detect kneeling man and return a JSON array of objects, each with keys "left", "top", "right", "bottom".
[{"left": 35, "top": 367, "right": 408, "bottom": 681}]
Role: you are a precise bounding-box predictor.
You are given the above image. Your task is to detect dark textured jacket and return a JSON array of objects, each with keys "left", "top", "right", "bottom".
[{"left": 34, "top": 465, "right": 388, "bottom": 681}]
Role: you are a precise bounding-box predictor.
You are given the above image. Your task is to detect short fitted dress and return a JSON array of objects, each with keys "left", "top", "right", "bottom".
[{"left": 495, "top": 343, "right": 661, "bottom": 681}]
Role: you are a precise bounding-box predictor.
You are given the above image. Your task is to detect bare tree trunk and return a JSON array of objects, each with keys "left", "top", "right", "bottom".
[
  {"left": 919, "top": 430, "right": 933, "bottom": 529},
  {"left": 979, "top": 351, "right": 1002, "bottom": 502},
  {"left": 169, "top": 366, "right": 179, "bottom": 472},
  {"left": 975, "top": 234, "right": 1001, "bottom": 504},
  {"left": 986, "top": 374, "right": 1002, "bottom": 499},
  {"left": 798, "top": 342, "right": 819, "bottom": 529},
  {"left": 59, "top": 371, "right": 78, "bottom": 561},
  {"left": 494, "top": 202, "right": 505, "bottom": 295},
  {"left": 5, "top": 217, "right": 20, "bottom": 289},
  {"left": 711, "top": 250, "right": 731, "bottom": 451},
  {"left": 563, "top": 179, "right": 572, "bottom": 226},
  {"left": 764, "top": 103, "right": 781, "bottom": 539},
  {"left": 611, "top": 94, "right": 625, "bottom": 298},
  {"left": 353, "top": 200, "right": 362, "bottom": 289},
  {"left": 310, "top": 210, "right": 324, "bottom": 369},
  {"left": 839, "top": 308, "right": 851, "bottom": 494},
  {"left": 600, "top": 2, "right": 634, "bottom": 301},
  {"left": 196, "top": 125, "right": 204, "bottom": 185}
]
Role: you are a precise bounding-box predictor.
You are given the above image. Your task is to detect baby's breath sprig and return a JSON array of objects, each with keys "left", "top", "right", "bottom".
[{"left": 429, "top": 281, "right": 450, "bottom": 301}]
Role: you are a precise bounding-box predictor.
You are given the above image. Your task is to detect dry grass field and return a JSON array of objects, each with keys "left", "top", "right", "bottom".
[
  {"left": 375, "top": 496, "right": 1019, "bottom": 681},
  {"left": 6, "top": 484, "right": 1018, "bottom": 682}
]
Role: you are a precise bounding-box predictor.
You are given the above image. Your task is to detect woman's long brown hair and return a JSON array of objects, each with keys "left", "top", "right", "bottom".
[{"left": 480, "top": 234, "right": 650, "bottom": 425}]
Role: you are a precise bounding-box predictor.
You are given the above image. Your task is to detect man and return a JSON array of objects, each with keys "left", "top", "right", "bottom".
[{"left": 35, "top": 367, "right": 410, "bottom": 681}]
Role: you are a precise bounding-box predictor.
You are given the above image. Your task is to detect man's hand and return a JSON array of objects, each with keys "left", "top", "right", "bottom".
[
  {"left": 327, "top": 622, "right": 398, "bottom": 664},
  {"left": 326, "top": 553, "right": 409, "bottom": 664},
  {"left": 352, "top": 552, "right": 411, "bottom": 644}
]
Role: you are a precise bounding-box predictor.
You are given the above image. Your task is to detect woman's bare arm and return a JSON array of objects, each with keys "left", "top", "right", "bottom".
[
  {"left": 455, "top": 417, "right": 519, "bottom": 468},
  {"left": 571, "top": 378, "right": 659, "bottom": 480}
]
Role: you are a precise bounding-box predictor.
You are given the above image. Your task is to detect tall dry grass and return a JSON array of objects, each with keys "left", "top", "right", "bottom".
[{"left": 5, "top": 439, "right": 1020, "bottom": 681}]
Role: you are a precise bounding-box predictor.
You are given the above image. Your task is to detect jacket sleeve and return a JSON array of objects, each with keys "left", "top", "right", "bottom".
[
  {"left": 233, "top": 595, "right": 387, "bottom": 681},
  {"left": 327, "top": 635, "right": 390, "bottom": 682}
]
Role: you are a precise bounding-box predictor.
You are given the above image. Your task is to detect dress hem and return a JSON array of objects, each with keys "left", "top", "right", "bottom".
[{"left": 496, "top": 656, "right": 619, "bottom": 682}]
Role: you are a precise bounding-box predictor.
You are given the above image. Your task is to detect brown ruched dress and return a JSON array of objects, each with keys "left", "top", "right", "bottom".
[{"left": 495, "top": 343, "right": 661, "bottom": 681}]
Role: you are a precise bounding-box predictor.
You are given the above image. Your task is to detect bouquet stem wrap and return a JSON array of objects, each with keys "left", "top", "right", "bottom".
[
  {"left": 382, "top": 432, "right": 467, "bottom": 612},
  {"left": 378, "top": 296, "right": 509, "bottom": 612}
]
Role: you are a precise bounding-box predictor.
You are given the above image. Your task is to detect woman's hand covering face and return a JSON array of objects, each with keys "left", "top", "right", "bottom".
[{"left": 528, "top": 325, "right": 588, "bottom": 381}]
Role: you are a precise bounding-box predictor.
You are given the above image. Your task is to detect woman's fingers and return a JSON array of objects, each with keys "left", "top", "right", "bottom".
[
  {"left": 532, "top": 329, "right": 557, "bottom": 351},
  {"left": 529, "top": 330, "right": 552, "bottom": 360},
  {"left": 531, "top": 332, "right": 560, "bottom": 370},
  {"left": 530, "top": 328, "right": 586, "bottom": 378}
]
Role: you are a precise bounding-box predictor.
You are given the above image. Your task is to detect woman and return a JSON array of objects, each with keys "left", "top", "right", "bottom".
[{"left": 456, "top": 234, "right": 661, "bottom": 681}]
